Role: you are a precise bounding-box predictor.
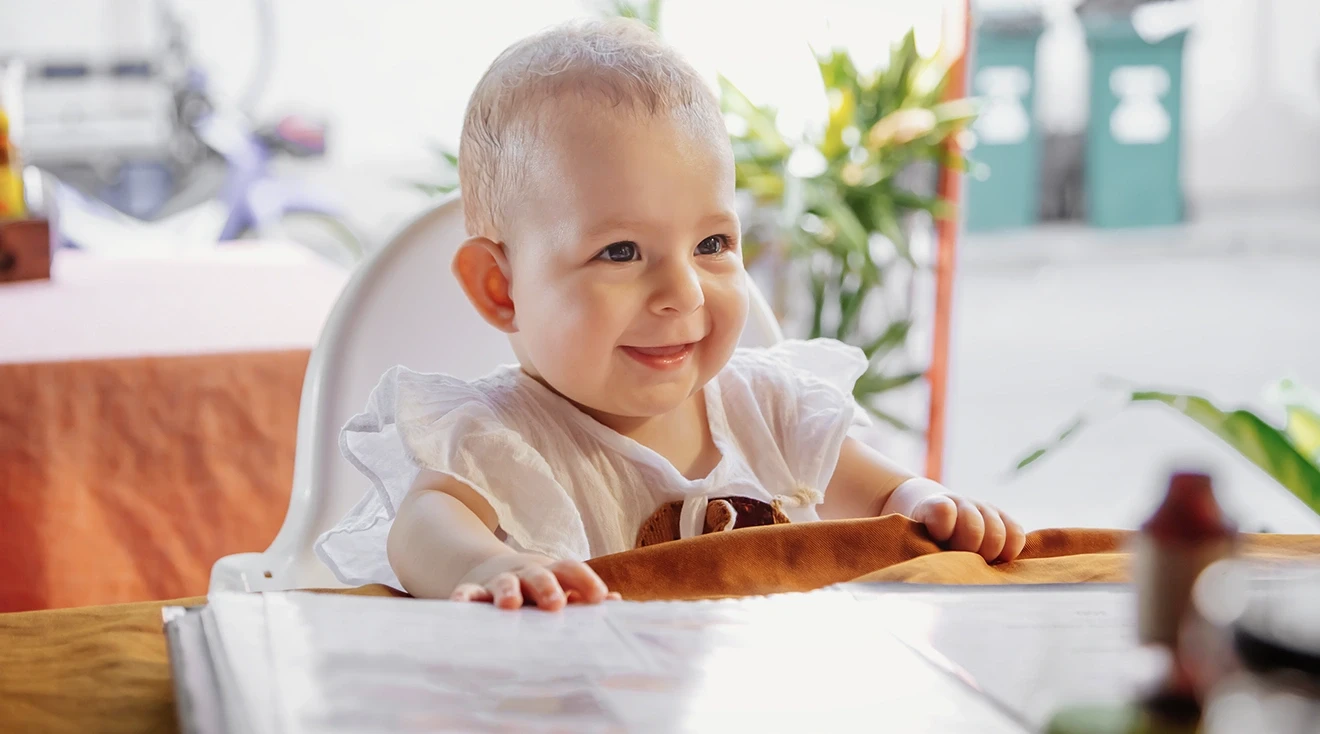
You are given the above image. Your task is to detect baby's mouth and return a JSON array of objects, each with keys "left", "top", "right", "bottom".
[
  {"left": 626, "top": 344, "right": 691, "bottom": 357},
  {"left": 620, "top": 342, "right": 697, "bottom": 370}
]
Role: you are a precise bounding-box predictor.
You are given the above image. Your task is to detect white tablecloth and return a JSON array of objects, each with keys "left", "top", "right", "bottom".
[{"left": 0, "top": 243, "right": 349, "bottom": 364}]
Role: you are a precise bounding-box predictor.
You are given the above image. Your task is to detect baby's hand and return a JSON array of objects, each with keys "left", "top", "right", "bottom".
[
  {"left": 911, "top": 494, "right": 1026, "bottom": 564},
  {"left": 450, "top": 553, "right": 621, "bottom": 611}
]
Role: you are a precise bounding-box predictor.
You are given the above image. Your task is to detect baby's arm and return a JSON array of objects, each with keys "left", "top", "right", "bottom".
[
  {"left": 818, "top": 437, "right": 1026, "bottom": 563},
  {"left": 387, "top": 470, "right": 616, "bottom": 609}
]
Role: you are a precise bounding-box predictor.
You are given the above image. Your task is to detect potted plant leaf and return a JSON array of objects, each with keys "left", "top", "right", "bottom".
[
  {"left": 722, "top": 30, "right": 977, "bottom": 432},
  {"left": 1014, "top": 379, "right": 1320, "bottom": 517}
]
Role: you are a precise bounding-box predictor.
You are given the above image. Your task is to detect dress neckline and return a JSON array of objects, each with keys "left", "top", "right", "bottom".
[{"left": 511, "top": 368, "right": 731, "bottom": 490}]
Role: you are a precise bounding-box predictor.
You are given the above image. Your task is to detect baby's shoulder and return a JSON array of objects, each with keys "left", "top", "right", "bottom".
[
  {"left": 379, "top": 364, "right": 577, "bottom": 468},
  {"left": 388, "top": 364, "right": 522, "bottom": 403},
  {"left": 375, "top": 363, "right": 550, "bottom": 432}
]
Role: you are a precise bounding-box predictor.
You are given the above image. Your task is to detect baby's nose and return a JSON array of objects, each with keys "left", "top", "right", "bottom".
[{"left": 651, "top": 262, "right": 704, "bottom": 315}]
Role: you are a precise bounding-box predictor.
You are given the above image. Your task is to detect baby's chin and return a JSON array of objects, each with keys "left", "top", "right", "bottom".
[
  {"left": 597, "top": 392, "right": 692, "bottom": 419},
  {"left": 581, "top": 381, "right": 703, "bottom": 421}
]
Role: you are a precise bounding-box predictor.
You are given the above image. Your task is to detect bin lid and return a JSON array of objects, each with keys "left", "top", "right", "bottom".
[
  {"left": 1077, "top": 0, "right": 1149, "bottom": 16},
  {"left": 973, "top": 2, "right": 1045, "bottom": 35},
  {"left": 1079, "top": 0, "right": 1195, "bottom": 43}
]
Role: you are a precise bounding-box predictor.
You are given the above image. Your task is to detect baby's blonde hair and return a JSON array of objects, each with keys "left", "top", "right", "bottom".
[{"left": 458, "top": 18, "right": 724, "bottom": 241}]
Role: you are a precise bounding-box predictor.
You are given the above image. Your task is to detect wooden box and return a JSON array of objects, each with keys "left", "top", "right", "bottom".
[{"left": 0, "top": 218, "right": 51, "bottom": 284}]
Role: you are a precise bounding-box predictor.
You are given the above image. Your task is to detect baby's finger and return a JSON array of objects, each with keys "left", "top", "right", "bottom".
[
  {"left": 565, "top": 589, "right": 622, "bottom": 604},
  {"left": 949, "top": 497, "right": 985, "bottom": 553},
  {"left": 519, "top": 566, "right": 567, "bottom": 611},
  {"left": 998, "top": 517, "right": 1027, "bottom": 564},
  {"left": 977, "top": 503, "right": 1007, "bottom": 564},
  {"left": 451, "top": 583, "right": 493, "bottom": 604},
  {"left": 488, "top": 572, "right": 524, "bottom": 610},
  {"left": 914, "top": 496, "right": 958, "bottom": 542},
  {"left": 549, "top": 560, "right": 610, "bottom": 604}
]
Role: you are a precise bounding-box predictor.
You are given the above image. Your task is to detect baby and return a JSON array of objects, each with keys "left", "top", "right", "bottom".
[{"left": 316, "top": 19, "right": 1025, "bottom": 610}]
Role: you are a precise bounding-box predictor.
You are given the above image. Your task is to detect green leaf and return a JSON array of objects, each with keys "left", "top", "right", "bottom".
[
  {"left": 1015, "top": 449, "right": 1047, "bottom": 471},
  {"left": 730, "top": 141, "right": 789, "bottom": 169},
  {"left": 1014, "top": 417, "right": 1087, "bottom": 470},
  {"left": 857, "top": 399, "right": 917, "bottom": 433},
  {"left": 816, "top": 48, "right": 859, "bottom": 96},
  {"left": 408, "top": 181, "right": 458, "bottom": 196},
  {"left": 855, "top": 368, "right": 926, "bottom": 396},
  {"left": 835, "top": 272, "right": 871, "bottom": 343},
  {"left": 923, "top": 59, "right": 958, "bottom": 107},
  {"left": 862, "top": 319, "right": 912, "bottom": 360},
  {"left": 869, "top": 195, "right": 913, "bottom": 264},
  {"left": 427, "top": 143, "right": 460, "bottom": 169},
  {"left": 812, "top": 188, "right": 870, "bottom": 254},
  {"left": 885, "top": 30, "right": 921, "bottom": 107},
  {"left": 601, "top": 0, "right": 662, "bottom": 30},
  {"left": 890, "top": 189, "right": 955, "bottom": 219},
  {"left": 930, "top": 99, "right": 980, "bottom": 127},
  {"left": 1013, "top": 388, "right": 1320, "bottom": 516},
  {"left": 719, "top": 75, "right": 789, "bottom": 156},
  {"left": 822, "top": 86, "right": 856, "bottom": 161},
  {"left": 1269, "top": 379, "right": 1320, "bottom": 462},
  {"left": 808, "top": 269, "right": 827, "bottom": 340},
  {"left": 1285, "top": 405, "right": 1320, "bottom": 463},
  {"left": 735, "top": 168, "right": 785, "bottom": 202},
  {"left": 1130, "top": 390, "right": 1320, "bottom": 514}
]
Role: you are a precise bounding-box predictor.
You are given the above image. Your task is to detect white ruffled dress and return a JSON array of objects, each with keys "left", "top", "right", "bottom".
[{"left": 316, "top": 338, "right": 869, "bottom": 589}]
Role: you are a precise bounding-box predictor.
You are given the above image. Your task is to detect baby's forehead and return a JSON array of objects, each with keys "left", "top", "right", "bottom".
[
  {"left": 523, "top": 94, "right": 727, "bottom": 167},
  {"left": 503, "top": 111, "right": 735, "bottom": 246}
]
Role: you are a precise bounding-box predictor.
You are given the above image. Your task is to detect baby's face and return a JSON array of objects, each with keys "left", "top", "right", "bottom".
[{"left": 504, "top": 102, "right": 747, "bottom": 420}]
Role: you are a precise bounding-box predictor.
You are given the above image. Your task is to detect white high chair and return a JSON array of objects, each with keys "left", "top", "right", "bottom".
[{"left": 209, "top": 193, "right": 785, "bottom": 592}]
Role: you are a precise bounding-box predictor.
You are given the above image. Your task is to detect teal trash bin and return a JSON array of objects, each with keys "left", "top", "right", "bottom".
[
  {"left": 1082, "top": 14, "right": 1189, "bottom": 228},
  {"left": 965, "top": 8, "right": 1044, "bottom": 232}
]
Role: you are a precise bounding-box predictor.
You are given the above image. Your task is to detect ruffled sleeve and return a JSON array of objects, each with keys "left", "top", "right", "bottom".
[
  {"left": 314, "top": 366, "right": 590, "bottom": 588},
  {"left": 726, "top": 338, "right": 871, "bottom": 497}
]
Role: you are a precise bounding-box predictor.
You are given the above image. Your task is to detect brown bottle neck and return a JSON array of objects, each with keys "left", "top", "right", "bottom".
[{"left": 1142, "top": 472, "right": 1237, "bottom": 543}]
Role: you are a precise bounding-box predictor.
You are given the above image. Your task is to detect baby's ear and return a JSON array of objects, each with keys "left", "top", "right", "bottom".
[{"left": 452, "top": 237, "right": 517, "bottom": 333}]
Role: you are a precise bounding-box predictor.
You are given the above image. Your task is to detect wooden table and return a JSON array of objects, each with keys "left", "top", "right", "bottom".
[
  {"left": 3, "top": 521, "right": 1318, "bottom": 733},
  {"left": 0, "top": 596, "right": 204, "bottom": 733},
  {"left": 0, "top": 586, "right": 401, "bottom": 734}
]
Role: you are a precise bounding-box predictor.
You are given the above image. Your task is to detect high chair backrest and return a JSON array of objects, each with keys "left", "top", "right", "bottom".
[{"left": 210, "top": 193, "right": 784, "bottom": 592}]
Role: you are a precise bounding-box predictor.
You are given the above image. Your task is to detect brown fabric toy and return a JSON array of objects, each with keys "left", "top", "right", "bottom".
[{"left": 635, "top": 495, "right": 793, "bottom": 548}]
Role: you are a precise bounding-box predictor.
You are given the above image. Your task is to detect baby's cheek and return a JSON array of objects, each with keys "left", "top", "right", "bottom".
[
  {"left": 707, "top": 268, "right": 748, "bottom": 312},
  {"left": 529, "top": 295, "right": 618, "bottom": 370},
  {"left": 704, "top": 276, "right": 749, "bottom": 346}
]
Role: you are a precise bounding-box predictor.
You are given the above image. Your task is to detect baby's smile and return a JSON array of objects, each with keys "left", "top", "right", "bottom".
[{"left": 619, "top": 342, "right": 698, "bottom": 371}]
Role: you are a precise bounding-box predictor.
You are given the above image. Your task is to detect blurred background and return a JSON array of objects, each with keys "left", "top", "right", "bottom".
[{"left": 2, "top": 0, "right": 1319, "bottom": 611}]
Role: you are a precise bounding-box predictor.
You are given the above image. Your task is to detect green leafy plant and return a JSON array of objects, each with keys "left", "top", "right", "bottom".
[
  {"left": 722, "top": 31, "right": 976, "bottom": 429},
  {"left": 1014, "top": 379, "right": 1320, "bottom": 516},
  {"left": 409, "top": 145, "right": 459, "bottom": 198},
  {"left": 595, "top": 0, "right": 662, "bottom": 30}
]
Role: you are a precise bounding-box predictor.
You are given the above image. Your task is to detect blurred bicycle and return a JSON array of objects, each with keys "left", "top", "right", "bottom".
[{"left": 22, "top": 0, "right": 364, "bottom": 264}]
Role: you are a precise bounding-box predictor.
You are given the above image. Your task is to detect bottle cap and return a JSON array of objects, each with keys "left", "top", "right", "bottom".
[{"left": 1141, "top": 471, "right": 1237, "bottom": 543}]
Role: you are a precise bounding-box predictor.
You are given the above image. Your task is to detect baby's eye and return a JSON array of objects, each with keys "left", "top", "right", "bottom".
[
  {"left": 595, "top": 241, "right": 639, "bottom": 263},
  {"left": 695, "top": 235, "right": 729, "bottom": 256}
]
